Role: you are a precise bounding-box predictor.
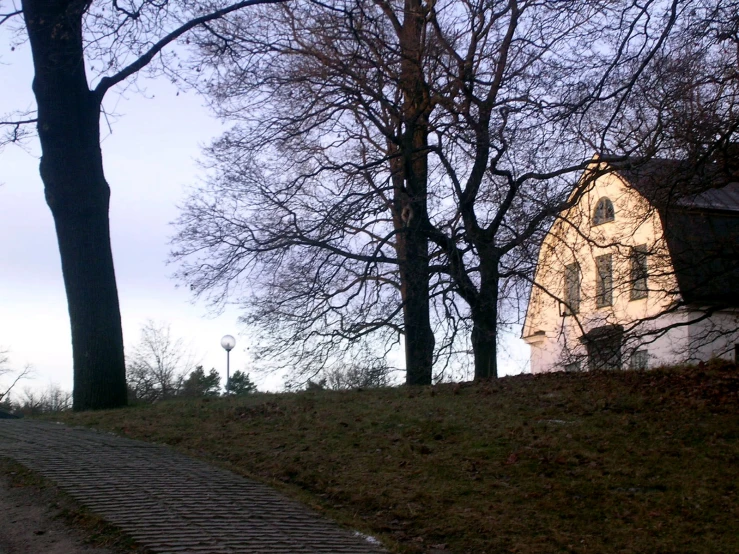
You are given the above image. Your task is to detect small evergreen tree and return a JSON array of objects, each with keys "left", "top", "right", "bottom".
[
  {"left": 181, "top": 366, "right": 221, "bottom": 397},
  {"left": 226, "top": 371, "right": 257, "bottom": 395}
]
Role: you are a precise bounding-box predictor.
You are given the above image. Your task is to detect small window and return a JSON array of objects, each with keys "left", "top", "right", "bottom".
[
  {"left": 582, "top": 324, "right": 623, "bottom": 371},
  {"left": 587, "top": 334, "right": 622, "bottom": 370},
  {"left": 564, "top": 262, "right": 581, "bottom": 315},
  {"left": 593, "top": 197, "right": 615, "bottom": 225},
  {"left": 565, "top": 361, "right": 581, "bottom": 372},
  {"left": 630, "top": 245, "right": 648, "bottom": 300},
  {"left": 595, "top": 254, "right": 613, "bottom": 307},
  {"left": 630, "top": 350, "right": 648, "bottom": 370}
]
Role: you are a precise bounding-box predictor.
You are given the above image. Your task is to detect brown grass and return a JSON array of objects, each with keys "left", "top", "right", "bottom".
[{"left": 52, "top": 361, "right": 739, "bottom": 554}]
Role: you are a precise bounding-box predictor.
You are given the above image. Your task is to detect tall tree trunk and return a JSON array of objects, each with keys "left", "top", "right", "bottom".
[
  {"left": 398, "top": 125, "right": 434, "bottom": 385},
  {"left": 23, "top": 0, "right": 127, "bottom": 410},
  {"left": 396, "top": 0, "right": 434, "bottom": 385},
  {"left": 471, "top": 254, "right": 499, "bottom": 379},
  {"left": 390, "top": 155, "right": 434, "bottom": 386},
  {"left": 400, "top": 224, "right": 434, "bottom": 385}
]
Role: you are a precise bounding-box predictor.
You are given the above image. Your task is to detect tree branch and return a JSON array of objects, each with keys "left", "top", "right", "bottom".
[
  {"left": 0, "top": 118, "right": 37, "bottom": 126},
  {"left": 0, "top": 364, "right": 32, "bottom": 403},
  {"left": 0, "top": 8, "right": 22, "bottom": 27},
  {"left": 93, "top": 0, "right": 286, "bottom": 101},
  {"left": 0, "top": 117, "right": 37, "bottom": 146}
]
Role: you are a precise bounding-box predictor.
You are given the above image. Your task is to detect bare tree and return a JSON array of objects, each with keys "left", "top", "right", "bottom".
[
  {"left": 11, "top": 384, "right": 73, "bottom": 415},
  {"left": 0, "top": 348, "right": 32, "bottom": 404},
  {"left": 126, "top": 320, "right": 196, "bottom": 402},
  {"left": 175, "top": 0, "right": 440, "bottom": 384},
  {"left": 0, "top": 0, "right": 285, "bottom": 410},
  {"left": 173, "top": 0, "right": 710, "bottom": 383}
]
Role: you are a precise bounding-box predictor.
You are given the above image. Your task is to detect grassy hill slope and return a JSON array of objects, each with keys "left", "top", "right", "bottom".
[{"left": 55, "top": 362, "right": 739, "bottom": 553}]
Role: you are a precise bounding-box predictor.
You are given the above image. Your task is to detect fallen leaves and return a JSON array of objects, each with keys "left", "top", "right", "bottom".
[{"left": 51, "top": 360, "right": 739, "bottom": 554}]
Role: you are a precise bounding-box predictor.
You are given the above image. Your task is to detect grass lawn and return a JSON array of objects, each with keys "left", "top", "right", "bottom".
[{"left": 53, "top": 361, "right": 738, "bottom": 553}]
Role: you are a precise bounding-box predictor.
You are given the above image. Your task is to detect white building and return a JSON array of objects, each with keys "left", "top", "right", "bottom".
[{"left": 523, "top": 158, "right": 739, "bottom": 373}]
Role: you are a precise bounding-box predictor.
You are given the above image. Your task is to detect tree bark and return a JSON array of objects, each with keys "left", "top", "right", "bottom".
[
  {"left": 390, "top": 147, "right": 434, "bottom": 386},
  {"left": 400, "top": 233, "right": 435, "bottom": 385},
  {"left": 396, "top": 0, "right": 434, "bottom": 385},
  {"left": 397, "top": 134, "right": 434, "bottom": 386},
  {"left": 23, "top": 0, "right": 127, "bottom": 410},
  {"left": 471, "top": 253, "right": 500, "bottom": 380}
]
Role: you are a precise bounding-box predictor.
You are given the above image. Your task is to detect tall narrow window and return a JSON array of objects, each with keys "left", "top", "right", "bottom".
[
  {"left": 564, "top": 262, "right": 580, "bottom": 315},
  {"left": 593, "top": 197, "right": 615, "bottom": 225},
  {"left": 595, "top": 254, "right": 613, "bottom": 307},
  {"left": 630, "top": 245, "right": 648, "bottom": 300}
]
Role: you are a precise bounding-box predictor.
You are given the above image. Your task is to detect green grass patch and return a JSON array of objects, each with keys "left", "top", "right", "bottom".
[{"left": 52, "top": 361, "right": 739, "bottom": 553}]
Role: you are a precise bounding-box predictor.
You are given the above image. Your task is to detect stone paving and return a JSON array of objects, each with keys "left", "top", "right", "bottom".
[{"left": 0, "top": 421, "right": 386, "bottom": 554}]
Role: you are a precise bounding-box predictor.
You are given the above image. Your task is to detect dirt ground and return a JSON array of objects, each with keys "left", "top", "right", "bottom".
[{"left": 0, "top": 469, "right": 116, "bottom": 554}]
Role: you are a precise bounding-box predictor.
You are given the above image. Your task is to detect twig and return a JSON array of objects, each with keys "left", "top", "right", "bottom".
[
  {"left": 0, "top": 118, "right": 37, "bottom": 143},
  {"left": 93, "top": 0, "right": 286, "bottom": 101},
  {"left": 0, "top": 365, "right": 32, "bottom": 402},
  {"left": 0, "top": 9, "right": 22, "bottom": 28}
]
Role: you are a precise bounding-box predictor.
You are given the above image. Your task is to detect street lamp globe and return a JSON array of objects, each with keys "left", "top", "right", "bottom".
[{"left": 221, "top": 335, "right": 236, "bottom": 352}]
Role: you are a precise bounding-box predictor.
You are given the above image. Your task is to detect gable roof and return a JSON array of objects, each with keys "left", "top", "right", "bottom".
[
  {"left": 614, "top": 159, "right": 739, "bottom": 306},
  {"left": 615, "top": 158, "right": 739, "bottom": 211},
  {"left": 660, "top": 209, "right": 739, "bottom": 305},
  {"left": 683, "top": 184, "right": 739, "bottom": 211}
]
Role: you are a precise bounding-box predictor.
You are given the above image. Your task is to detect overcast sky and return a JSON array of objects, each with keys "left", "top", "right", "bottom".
[
  {"left": 0, "top": 38, "right": 261, "bottom": 393},
  {"left": 1, "top": 33, "right": 528, "bottom": 397}
]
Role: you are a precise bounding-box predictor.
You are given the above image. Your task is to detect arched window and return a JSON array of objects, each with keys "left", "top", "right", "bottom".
[{"left": 593, "top": 197, "right": 615, "bottom": 225}]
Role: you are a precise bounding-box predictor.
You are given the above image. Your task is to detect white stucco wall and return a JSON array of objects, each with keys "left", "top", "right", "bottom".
[
  {"left": 629, "top": 311, "right": 690, "bottom": 368},
  {"left": 687, "top": 309, "right": 739, "bottom": 362},
  {"left": 523, "top": 161, "right": 729, "bottom": 373}
]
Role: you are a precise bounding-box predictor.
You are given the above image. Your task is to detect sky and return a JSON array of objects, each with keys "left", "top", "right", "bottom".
[{"left": 0, "top": 29, "right": 528, "bottom": 398}]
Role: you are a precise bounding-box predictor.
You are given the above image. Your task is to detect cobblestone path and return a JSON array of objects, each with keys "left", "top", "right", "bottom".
[{"left": 0, "top": 421, "right": 386, "bottom": 553}]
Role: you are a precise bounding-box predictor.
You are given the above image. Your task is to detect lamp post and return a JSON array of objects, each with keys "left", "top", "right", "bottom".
[{"left": 220, "top": 335, "right": 236, "bottom": 394}]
